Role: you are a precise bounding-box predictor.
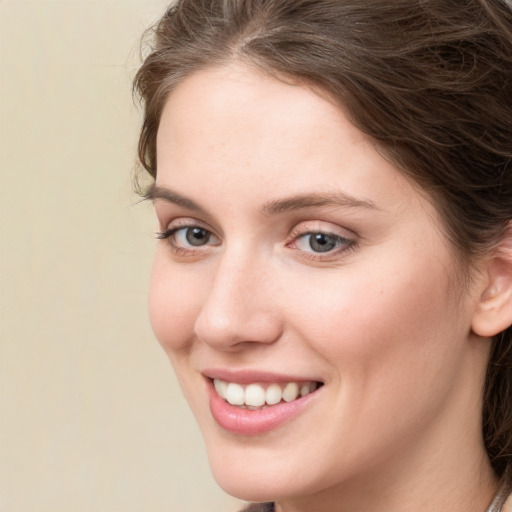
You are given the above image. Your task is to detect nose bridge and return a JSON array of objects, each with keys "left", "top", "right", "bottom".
[{"left": 194, "top": 245, "right": 281, "bottom": 349}]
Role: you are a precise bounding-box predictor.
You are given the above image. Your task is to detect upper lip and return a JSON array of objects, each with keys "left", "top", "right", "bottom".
[{"left": 201, "top": 368, "right": 323, "bottom": 384}]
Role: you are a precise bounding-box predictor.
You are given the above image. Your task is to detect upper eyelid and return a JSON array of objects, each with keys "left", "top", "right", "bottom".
[
  {"left": 289, "top": 220, "right": 356, "bottom": 239},
  {"left": 160, "top": 217, "right": 216, "bottom": 233},
  {"left": 153, "top": 201, "right": 218, "bottom": 232},
  {"left": 293, "top": 228, "right": 351, "bottom": 238}
]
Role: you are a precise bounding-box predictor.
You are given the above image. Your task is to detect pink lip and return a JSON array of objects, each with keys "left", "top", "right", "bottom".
[{"left": 205, "top": 377, "right": 323, "bottom": 436}]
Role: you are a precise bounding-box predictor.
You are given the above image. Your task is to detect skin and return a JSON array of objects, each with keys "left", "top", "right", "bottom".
[{"left": 149, "top": 63, "right": 498, "bottom": 512}]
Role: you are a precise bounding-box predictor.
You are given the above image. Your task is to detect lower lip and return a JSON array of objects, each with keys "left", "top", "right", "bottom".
[{"left": 207, "top": 381, "right": 321, "bottom": 436}]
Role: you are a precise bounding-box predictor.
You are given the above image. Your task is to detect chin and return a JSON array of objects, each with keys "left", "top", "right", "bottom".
[
  {"left": 203, "top": 436, "right": 336, "bottom": 504},
  {"left": 201, "top": 439, "right": 279, "bottom": 500},
  {"left": 210, "top": 462, "right": 293, "bottom": 503}
]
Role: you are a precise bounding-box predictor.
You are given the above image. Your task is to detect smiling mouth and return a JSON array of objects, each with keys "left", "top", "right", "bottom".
[{"left": 212, "top": 378, "right": 324, "bottom": 410}]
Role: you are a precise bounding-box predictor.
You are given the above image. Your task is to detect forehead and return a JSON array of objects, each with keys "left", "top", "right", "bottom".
[
  {"left": 156, "top": 63, "right": 413, "bottom": 208},
  {"left": 157, "top": 63, "right": 362, "bottom": 167}
]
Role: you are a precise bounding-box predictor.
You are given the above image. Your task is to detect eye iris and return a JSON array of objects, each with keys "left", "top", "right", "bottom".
[
  {"left": 309, "top": 233, "right": 337, "bottom": 252},
  {"left": 186, "top": 227, "right": 210, "bottom": 246}
]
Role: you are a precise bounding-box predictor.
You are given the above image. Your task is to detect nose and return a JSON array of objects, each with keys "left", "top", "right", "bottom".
[{"left": 193, "top": 250, "right": 282, "bottom": 351}]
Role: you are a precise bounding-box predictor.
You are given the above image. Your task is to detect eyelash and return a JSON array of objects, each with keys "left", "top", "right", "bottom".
[
  {"left": 287, "top": 225, "right": 356, "bottom": 261},
  {"left": 156, "top": 222, "right": 356, "bottom": 260},
  {"left": 156, "top": 223, "right": 219, "bottom": 256}
]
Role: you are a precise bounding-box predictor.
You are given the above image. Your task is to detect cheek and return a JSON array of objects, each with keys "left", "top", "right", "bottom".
[
  {"left": 148, "top": 254, "right": 210, "bottom": 411},
  {"left": 148, "top": 252, "right": 202, "bottom": 355},
  {"left": 276, "top": 256, "right": 471, "bottom": 463},
  {"left": 288, "top": 252, "right": 466, "bottom": 398}
]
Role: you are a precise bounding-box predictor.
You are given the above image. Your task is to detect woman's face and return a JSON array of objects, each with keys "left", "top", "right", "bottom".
[{"left": 149, "top": 64, "right": 485, "bottom": 503}]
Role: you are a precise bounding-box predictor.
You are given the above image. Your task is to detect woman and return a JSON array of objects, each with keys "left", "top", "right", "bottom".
[{"left": 133, "top": 1, "right": 512, "bottom": 511}]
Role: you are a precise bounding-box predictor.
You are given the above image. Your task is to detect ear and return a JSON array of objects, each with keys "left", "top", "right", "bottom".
[{"left": 472, "top": 222, "right": 512, "bottom": 338}]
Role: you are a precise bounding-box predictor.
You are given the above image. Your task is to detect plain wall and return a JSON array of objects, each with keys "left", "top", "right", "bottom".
[{"left": 0, "top": 1, "right": 241, "bottom": 511}]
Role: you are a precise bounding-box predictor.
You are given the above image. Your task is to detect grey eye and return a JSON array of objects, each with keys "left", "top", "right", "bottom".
[
  {"left": 307, "top": 233, "right": 338, "bottom": 252},
  {"left": 184, "top": 227, "right": 212, "bottom": 246},
  {"left": 158, "top": 224, "right": 220, "bottom": 251},
  {"left": 294, "top": 231, "right": 352, "bottom": 255}
]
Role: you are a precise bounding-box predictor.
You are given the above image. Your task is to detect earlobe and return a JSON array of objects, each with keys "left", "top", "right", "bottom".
[{"left": 472, "top": 223, "right": 512, "bottom": 338}]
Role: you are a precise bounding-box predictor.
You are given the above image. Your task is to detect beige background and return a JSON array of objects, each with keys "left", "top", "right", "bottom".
[{"left": 0, "top": 1, "right": 241, "bottom": 511}]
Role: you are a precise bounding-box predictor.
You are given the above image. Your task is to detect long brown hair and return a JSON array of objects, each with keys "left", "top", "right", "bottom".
[{"left": 134, "top": 0, "right": 512, "bottom": 490}]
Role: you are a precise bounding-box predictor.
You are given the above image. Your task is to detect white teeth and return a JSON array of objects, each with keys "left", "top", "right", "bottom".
[
  {"left": 300, "top": 384, "right": 310, "bottom": 397},
  {"left": 226, "top": 383, "right": 245, "bottom": 405},
  {"left": 214, "top": 379, "right": 228, "bottom": 397},
  {"left": 265, "top": 384, "right": 282, "bottom": 405},
  {"left": 213, "top": 378, "right": 319, "bottom": 408},
  {"left": 245, "top": 384, "right": 266, "bottom": 407},
  {"left": 282, "top": 382, "right": 299, "bottom": 402}
]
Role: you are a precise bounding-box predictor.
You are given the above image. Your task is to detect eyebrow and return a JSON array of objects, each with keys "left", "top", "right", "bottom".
[
  {"left": 145, "top": 184, "right": 208, "bottom": 215},
  {"left": 262, "top": 192, "right": 379, "bottom": 215},
  {"left": 145, "top": 184, "right": 378, "bottom": 216}
]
